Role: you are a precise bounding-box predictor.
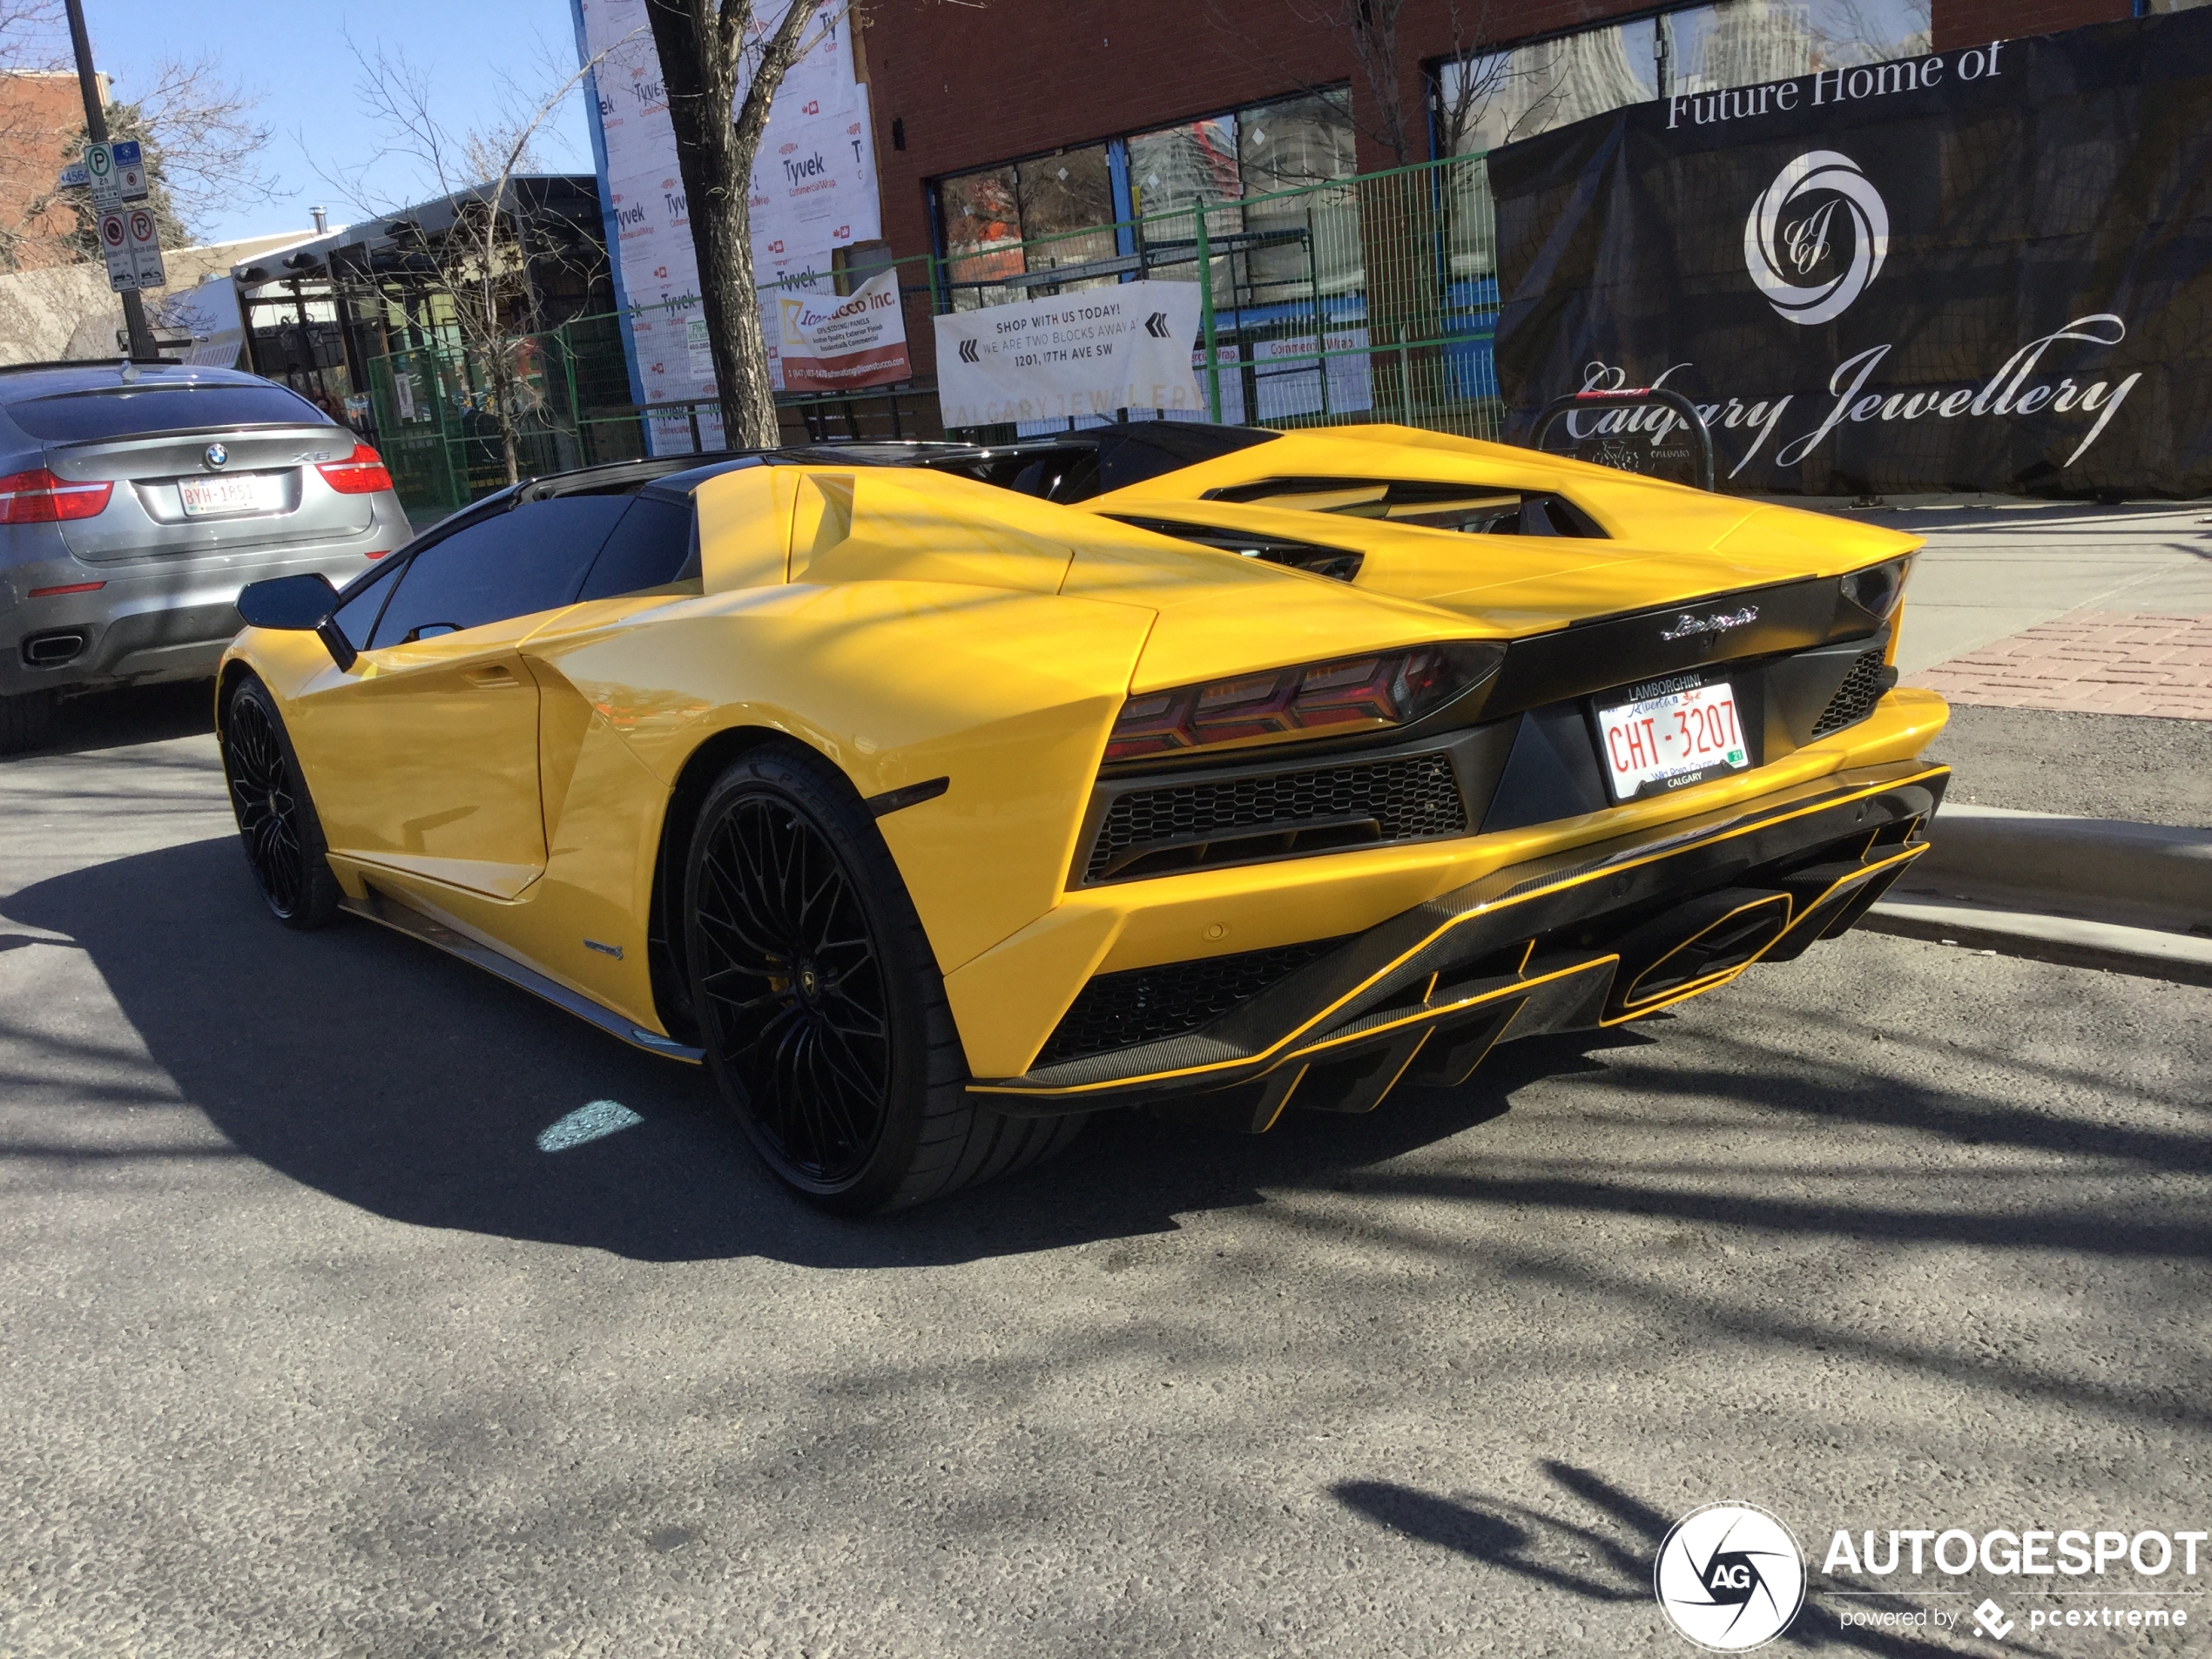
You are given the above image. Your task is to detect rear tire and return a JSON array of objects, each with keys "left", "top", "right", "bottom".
[
  {"left": 683, "top": 740, "right": 1082, "bottom": 1213},
  {"left": 221, "top": 675, "right": 342, "bottom": 929},
  {"left": 0, "top": 689, "right": 54, "bottom": 756}
]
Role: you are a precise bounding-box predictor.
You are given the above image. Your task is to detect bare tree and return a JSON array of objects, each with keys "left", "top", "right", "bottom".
[
  {"left": 0, "top": 41, "right": 275, "bottom": 271},
  {"left": 644, "top": 0, "right": 846, "bottom": 448},
  {"left": 0, "top": 0, "right": 68, "bottom": 271},
  {"left": 334, "top": 35, "right": 633, "bottom": 484}
]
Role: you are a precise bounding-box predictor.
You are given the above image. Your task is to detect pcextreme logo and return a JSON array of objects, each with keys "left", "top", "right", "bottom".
[
  {"left": 1743, "top": 150, "right": 1889, "bottom": 327},
  {"left": 1655, "top": 1502, "right": 1807, "bottom": 1650}
]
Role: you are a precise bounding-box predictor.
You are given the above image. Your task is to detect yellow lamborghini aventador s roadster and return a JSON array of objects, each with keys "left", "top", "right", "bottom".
[{"left": 220, "top": 421, "right": 1949, "bottom": 1212}]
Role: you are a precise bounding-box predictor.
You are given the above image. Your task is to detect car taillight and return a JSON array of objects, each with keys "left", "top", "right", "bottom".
[
  {"left": 0, "top": 468, "right": 113, "bottom": 524},
  {"left": 317, "top": 444, "right": 393, "bottom": 495},
  {"left": 1840, "top": 555, "right": 1912, "bottom": 621},
  {"left": 1104, "top": 643, "right": 1505, "bottom": 763}
]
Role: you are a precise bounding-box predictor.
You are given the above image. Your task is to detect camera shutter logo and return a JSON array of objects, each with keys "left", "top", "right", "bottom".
[
  {"left": 1654, "top": 1501, "right": 1806, "bottom": 1650},
  {"left": 1743, "top": 150, "right": 1889, "bottom": 326}
]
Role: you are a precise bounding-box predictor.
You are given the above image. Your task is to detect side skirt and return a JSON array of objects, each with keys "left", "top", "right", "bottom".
[{"left": 341, "top": 887, "right": 705, "bottom": 1064}]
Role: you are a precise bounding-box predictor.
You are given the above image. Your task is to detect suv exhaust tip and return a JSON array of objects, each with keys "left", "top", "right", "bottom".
[{"left": 22, "top": 630, "right": 89, "bottom": 667}]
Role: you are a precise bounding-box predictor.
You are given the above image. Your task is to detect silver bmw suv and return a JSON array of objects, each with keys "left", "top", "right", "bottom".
[{"left": 0, "top": 360, "right": 411, "bottom": 752}]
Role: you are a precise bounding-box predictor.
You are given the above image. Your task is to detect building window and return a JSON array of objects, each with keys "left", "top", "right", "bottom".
[
  {"left": 1129, "top": 114, "right": 1243, "bottom": 220},
  {"left": 937, "top": 163, "right": 1023, "bottom": 287},
  {"left": 936, "top": 144, "right": 1117, "bottom": 300},
  {"left": 1440, "top": 0, "right": 1934, "bottom": 156},
  {"left": 1238, "top": 90, "right": 1358, "bottom": 198},
  {"left": 1665, "top": 0, "right": 1932, "bottom": 97}
]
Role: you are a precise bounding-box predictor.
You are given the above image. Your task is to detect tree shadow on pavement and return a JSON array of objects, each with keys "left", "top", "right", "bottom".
[{"left": 1332, "top": 1462, "right": 1956, "bottom": 1655}]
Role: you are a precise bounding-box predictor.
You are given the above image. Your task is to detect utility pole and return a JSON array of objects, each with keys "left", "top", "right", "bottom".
[{"left": 63, "top": 0, "right": 158, "bottom": 361}]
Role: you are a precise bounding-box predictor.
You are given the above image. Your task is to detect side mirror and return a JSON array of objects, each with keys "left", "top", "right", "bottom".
[{"left": 236, "top": 573, "right": 356, "bottom": 671}]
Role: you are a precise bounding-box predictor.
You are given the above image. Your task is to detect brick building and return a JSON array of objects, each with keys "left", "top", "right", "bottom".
[
  {"left": 0, "top": 69, "right": 93, "bottom": 273},
  {"left": 855, "top": 0, "right": 2179, "bottom": 273}
]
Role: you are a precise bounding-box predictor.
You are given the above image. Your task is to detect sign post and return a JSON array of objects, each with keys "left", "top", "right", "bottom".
[{"left": 62, "top": 0, "right": 158, "bottom": 359}]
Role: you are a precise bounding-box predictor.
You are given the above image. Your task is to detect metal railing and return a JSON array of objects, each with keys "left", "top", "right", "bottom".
[{"left": 357, "top": 150, "right": 1506, "bottom": 517}]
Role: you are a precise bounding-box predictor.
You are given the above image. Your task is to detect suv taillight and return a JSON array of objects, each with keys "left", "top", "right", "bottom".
[
  {"left": 317, "top": 444, "right": 393, "bottom": 496},
  {"left": 0, "top": 468, "right": 113, "bottom": 524}
]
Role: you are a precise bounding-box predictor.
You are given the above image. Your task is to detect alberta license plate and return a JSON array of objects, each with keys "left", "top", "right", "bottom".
[
  {"left": 179, "top": 474, "right": 271, "bottom": 516},
  {"left": 1597, "top": 678, "right": 1750, "bottom": 800}
]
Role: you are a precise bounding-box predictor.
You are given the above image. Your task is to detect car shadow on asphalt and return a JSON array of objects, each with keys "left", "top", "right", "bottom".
[
  {"left": 13, "top": 679, "right": 217, "bottom": 758},
  {"left": 3, "top": 833, "right": 1626, "bottom": 1269}
]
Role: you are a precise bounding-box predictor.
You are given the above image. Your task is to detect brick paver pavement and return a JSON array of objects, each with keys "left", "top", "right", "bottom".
[{"left": 1908, "top": 610, "right": 2212, "bottom": 720}]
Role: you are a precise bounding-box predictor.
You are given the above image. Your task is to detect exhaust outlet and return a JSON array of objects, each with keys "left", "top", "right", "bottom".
[
  {"left": 1608, "top": 887, "right": 1794, "bottom": 1018},
  {"left": 22, "top": 630, "right": 88, "bottom": 667}
]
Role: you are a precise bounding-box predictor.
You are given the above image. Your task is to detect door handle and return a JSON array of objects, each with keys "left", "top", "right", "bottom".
[{"left": 464, "top": 664, "right": 519, "bottom": 688}]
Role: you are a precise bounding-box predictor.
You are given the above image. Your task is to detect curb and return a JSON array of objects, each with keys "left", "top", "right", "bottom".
[
  {"left": 1864, "top": 896, "right": 2212, "bottom": 988},
  {"left": 1879, "top": 805, "right": 2212, "bottom": 985},
  {"left": 1908, "top": 805, "right": 2212, "bottom": 929}
]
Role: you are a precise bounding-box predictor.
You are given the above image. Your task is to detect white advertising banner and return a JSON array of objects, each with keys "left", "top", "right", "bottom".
[
  {"left": 934, "top": 282, "right": 1204, "bottom": 431},
  {"left": 575, "top": 0, "right": 880, "bottom": 447},
  {"left": 779, "top": 267, "right": 911, "bottom": 391}
]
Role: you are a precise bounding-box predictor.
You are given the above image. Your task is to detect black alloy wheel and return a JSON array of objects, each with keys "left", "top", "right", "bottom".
[
  {"left": 692, "top": 787, "right": 894, "bottom": 1189},
  {"left": 683, "top": 742, "right": 1085, "bottom": 1212},
  {"left": 221, "top": 677, "right": 341, "bottom": 929}
]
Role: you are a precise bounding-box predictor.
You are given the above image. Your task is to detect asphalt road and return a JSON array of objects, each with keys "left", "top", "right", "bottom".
[
  {"left": 1923, "top": 705, "right": 2212, "bottom": 828},
  {"left": 3, "top": 700, "right": 2209, "bottom": 1658}
]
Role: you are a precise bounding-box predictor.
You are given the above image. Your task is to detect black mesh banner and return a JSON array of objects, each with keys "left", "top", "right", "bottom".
[{"left": 1491, "top": 10, "right": 2212, "bottom": 497}]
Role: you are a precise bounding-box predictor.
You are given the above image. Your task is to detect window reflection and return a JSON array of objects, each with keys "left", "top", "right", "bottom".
[
  {"left": 1130, "top": 116, "right": 1242, "bottom": 219},
  {"left": 1238, "top": 91, "right": 1357, "bottom": 197},
  {"left": 937, "top": 164, "right": 1022, "bottom": 288},
  {"left": 1666, "top": 0, "right": 1932, "bottom": 95},
  {"left": 1441, "top": 0, "right": 1934, "bottom": 154}
]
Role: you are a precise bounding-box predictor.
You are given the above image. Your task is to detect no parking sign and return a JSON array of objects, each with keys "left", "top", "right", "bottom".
[{"left": 126, "top": 206, "right": 165, "bottom": 291}]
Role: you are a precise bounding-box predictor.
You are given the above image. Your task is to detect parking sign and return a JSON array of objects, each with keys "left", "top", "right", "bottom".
[
  {"left": 98, "top": 209, "right": 133, "bottom": 290},
  {"left": 85, "top": 142, "right": 118, "bottom": 209},
  {"left": 126, "top": 206, "right": 165, "bottom": 291},
  {"left": 111, "top": 139, "right": 147, "bottom": 201}
]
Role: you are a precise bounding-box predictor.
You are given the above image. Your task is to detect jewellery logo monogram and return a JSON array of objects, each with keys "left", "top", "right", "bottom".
[{"left": 1744, "top": 151, "right": 1889, "bottom": 326}]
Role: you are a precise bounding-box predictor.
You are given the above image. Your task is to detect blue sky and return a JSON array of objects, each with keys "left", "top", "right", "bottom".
[{"left": 76, "top": 0, "right": 597, "bottom": 244}]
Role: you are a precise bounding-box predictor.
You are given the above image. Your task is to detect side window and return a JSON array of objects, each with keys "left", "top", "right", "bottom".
[
  {"left": 368, "top": 496, "right": 629, "bottom": 649},
  {"left": 330, "top": 557, "right": 402, "bottom": 652},
  {"left": 576, "top": 496, "right": 698, "bottom": 601}
]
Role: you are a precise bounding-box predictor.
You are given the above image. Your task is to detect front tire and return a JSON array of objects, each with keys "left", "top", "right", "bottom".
[
  {"left": 683, "top": 742, "right": 1082, "bottom": 1213},
  {"left": 221, "top": 675, "right": 342, "bottom": 929}
]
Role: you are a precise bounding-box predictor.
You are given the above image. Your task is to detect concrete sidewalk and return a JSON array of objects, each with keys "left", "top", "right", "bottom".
[
  {"left": 1875, "top": 499, "right": 2212, "bottom": 677},
  {"left": 1791, "top": 497, "right": 2212, "bottom": 826},
  {"left": 1778, "top": 498, "right": 2212, "bottom": 978}
]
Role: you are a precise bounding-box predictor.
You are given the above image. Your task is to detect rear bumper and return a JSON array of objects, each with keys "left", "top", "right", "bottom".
[
  {"left": 968, "top": 759, "right": 1948, "bottom": 1116},
  {"left": 0, "top": 532, "right": 393, "bottom": 697}
]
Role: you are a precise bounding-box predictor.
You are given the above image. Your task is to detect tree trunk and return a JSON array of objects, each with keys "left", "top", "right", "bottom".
[{"left": 647, "top": 0, "right": 782, "bottom": 449}]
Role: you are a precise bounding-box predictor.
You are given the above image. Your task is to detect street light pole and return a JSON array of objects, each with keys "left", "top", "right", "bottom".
[{"left": 62, "top": 0, "right": 158, "bottom": 361}]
